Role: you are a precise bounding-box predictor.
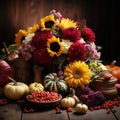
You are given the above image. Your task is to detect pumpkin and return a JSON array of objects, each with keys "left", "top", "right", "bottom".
[
  {"left": 43, "top": 73, "right": 68, "bottom": 95},
  {"left": 75, "top": 103, "right": 88, "bottom": 114},
  {"left": 67, "top": 88, "right": 80, "bottom": 104},
  {"left": 4, "top": 77, "right": 29, "bottom": 100},
  {"left": 105, "top": 60, "right": 120, "bottom": 82},
  {"left": 60, "top": 97, "right": 76, "bottom": 108},
  {"left": 29, "top": 82, "right": 44, "bottom": 93}
]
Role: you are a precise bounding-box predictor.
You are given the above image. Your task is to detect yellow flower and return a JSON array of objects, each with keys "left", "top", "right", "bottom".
[
  {"left": 27, "top": 24, "right": 39, "bottom": 34},
  {"left": 59, "top": 18, "right": 78, "bottom": 30},
  {"left": 64, "top": 61, "right": 92, "bottom": 88},
  {"left": 40, "top": 15, "right": 56, "bottom": 31},
  {"left": 47, "top": 36, "right": 63, "bottom": 57},
  {"left": 15, "top": 29, "right": 28, "bottom": 47}
]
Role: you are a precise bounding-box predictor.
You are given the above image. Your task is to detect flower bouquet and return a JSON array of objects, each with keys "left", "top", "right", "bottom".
[{"left": 1, "top": 10, "right": 106, "bottom": 88}]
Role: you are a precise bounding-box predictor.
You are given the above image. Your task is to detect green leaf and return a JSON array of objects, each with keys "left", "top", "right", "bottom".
[{"left": 8, "top": 44, "right": 17, "bottom": 52}]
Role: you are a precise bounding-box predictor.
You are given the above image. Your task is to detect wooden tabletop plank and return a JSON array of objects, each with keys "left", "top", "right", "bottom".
[
  {"left": 111, "top": 106, "right": 120, "bottom": 120},
  {"left": 22, "top": 109, "right": 69, "bottom": 120},
  {"left": 68, "top": 109, "right": 117, "bottom": 120},
  {"left": 0, "top": 102, "right": 22, "bottom": 120}
]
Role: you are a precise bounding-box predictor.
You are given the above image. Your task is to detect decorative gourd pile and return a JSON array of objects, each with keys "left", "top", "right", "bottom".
[{"left": 0, "top": 10, "right": 120, "bottom": 114}]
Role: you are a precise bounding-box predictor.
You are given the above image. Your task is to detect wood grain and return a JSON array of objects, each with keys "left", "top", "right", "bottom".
[
  {"left": 22, "top": 109, "right": 69, "bottom": 120},
  {"left": 0, "top": 102, "right": 22, "bottom": 120},
  {"left": 68, "top": 109, "right": 117, "bottom": 120}
]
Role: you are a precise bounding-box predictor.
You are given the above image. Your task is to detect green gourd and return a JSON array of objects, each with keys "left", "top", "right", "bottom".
[{"left": 43, "top": 73, "right": 68, "bottom": 95}]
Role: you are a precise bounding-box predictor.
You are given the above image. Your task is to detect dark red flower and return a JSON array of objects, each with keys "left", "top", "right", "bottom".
[
  {"left": 67, "top": 42, "right": 86, "bottom": 62},
  {"left": 81, "top": 26, "right": 95, "bottom": 43},
  {"left": 61, "top": 27, "right": 81, "bottom": 42},
  {"left": 34, "top": 48, "right": 52, "bottom": 64},
  {"left": 31, "top": 31, "right": 53, "bottom": 49}
]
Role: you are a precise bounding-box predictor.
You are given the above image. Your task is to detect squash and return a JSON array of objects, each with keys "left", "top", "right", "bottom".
[
  {"left": 75, "top": 103, "right": 88, "bottom": 114},
  {"left": 60, "top": 97, "right": 76, "bottom": 108},
  {"left": 29, "top": 82, "right": 44, "bottom": 93},
  {"left": 43, "top": 73, "right": 68, "bottom": 95},
  {"left": 105, "top": 60, "right": 120, "bottom": 82},
  {"left": 67, "top": 88, "right": 80, "bottom": 104},
  {"left": 4, "top": 77, "right": 29, "bottom": 100}
]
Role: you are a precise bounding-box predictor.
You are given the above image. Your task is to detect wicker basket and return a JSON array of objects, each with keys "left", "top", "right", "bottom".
[{"left": 11, "top": 57, "right": 34, "bottom": 85}]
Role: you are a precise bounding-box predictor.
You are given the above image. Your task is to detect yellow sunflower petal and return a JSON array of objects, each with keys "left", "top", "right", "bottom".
[
  {"left": 64, "top": 61, "right": 92, "bottom": 88},
  {"left": 47, "top": 36, "right": 64, "bottom": 57},
  {"left": 40, "top": 15, "right": 57, "bottom": 31},
  {"left": 59, "top": 18, "right": 78, "bottom": 30},
  {"left": 27, "top": 24, "right": 39, "bottom": 33},
  {"left": 15, "top": 29, "right": 28, "bottom": 47}
]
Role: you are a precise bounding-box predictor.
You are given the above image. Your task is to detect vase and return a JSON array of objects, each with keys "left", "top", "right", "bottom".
[
  {"left": 10, "top": 57, "right": 34, "bottom": 85},
  {"left": 92, "top": 70, "right": 118, "bottom": 100},
  {"left": 43, "top": 56, "right": 66, "bottom": 76},
  {"left": 33, "top": 65, "right": 44, "bottom": 84}
]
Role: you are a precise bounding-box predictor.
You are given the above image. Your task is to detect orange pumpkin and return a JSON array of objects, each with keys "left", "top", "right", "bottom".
[{"left": 105, "top": 60, "right": 120, "bottom": 82}]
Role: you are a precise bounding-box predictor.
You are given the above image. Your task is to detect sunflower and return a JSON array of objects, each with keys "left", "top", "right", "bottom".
[
  {"left": 47, "top": 36, "right": 63, "bottom": 57},
  {"left": 64, "top": 61, "right": 92, "bottom": 88},
  {"left": 40, "top": 15, "right": 57, "bottom": 31},
  {"left": 27, "top": 24, "right": 39, "bottom": 34},
  {"left": 59, "top": 18, "right": 78, "bottom": 30},
  {"left": 15, "top": 29, "right": 28, "bottom": 47}
]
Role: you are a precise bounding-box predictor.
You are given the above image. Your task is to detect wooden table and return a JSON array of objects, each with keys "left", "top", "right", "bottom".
[{"left": 0, "top": 102, "right": 120, "bottom": 120}]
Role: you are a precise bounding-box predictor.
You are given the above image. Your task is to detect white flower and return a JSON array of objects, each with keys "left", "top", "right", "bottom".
[
  {"left": 25, "top": 33, "right": 35, "bottom": 41},
  {"left": 61, "top": 39, "right": 72, "bottom": 54}
]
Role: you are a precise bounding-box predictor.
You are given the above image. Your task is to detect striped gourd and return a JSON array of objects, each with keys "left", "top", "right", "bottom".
[{"left": 43, "top": 73, "right": 68, "bottom": 95}]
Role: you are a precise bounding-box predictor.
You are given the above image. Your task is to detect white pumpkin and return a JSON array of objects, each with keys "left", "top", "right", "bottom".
[
  {"left": 4, "top": 77, "right": 29, "bottom": 100},
  {"left": 60, "top": 97, "right": 76, "bottom": 108},
  {"left": 75, "top": 103, "right": 88, "bottom": 114}
]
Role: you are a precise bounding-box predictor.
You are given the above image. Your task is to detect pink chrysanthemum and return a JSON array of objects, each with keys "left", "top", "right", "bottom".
[
  {"left": 61, "top": 27, "right": 81, "bottom": 42},
  {"left": 85, "top": 43, "right": 101, "bottom": 60},
  {"left": 67, "top": 42, "right": 87, "bottom": 62},
  {"left": 31, "top": 31, "right": 53, "bottom": 49},
  {"left": 81, "top": 26, "right": 95, "bottom": 43},
  {"left": 34, "top": 48, "right": 52, "bottom": 64}
]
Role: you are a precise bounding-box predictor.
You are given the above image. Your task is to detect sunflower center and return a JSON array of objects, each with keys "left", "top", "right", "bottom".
[
  {"left": 21, "top": 36, "right": 25, "bottom": 43},
  {"left": 73, "top": 70, "right": 81, "bottom": 78},
  {"left": 50, "top": 42, "right": 60, "bottom": 52},
  {"left": 45, "top": 21, "right": 55, "bottom": 28}
]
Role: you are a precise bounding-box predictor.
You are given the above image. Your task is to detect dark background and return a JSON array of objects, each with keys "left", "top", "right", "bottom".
[{"left": 0, "top": 0, "right": 119, "bottom": 64}]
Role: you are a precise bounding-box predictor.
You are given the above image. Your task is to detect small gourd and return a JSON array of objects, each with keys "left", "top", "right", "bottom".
[
  {"left": 29, "top": 82, "right": 44, "bottom": 93},
  {"left": 67, "top": 88, "right": 80, "bottom": 104},
  {"left": 4, "top": 77, "right": 29, "bottom": 100},
  {"left": 60, "top": 97, "right": 76, "bottom": 108},
  {"left": 44, "top": 73, "right": 68, "bottom": 95},
  {"left": 75, "top": 103, "right": 88, "bottom": 114},
  {"left": 105, "top": 60, "right": 120, "bottom": 82}
]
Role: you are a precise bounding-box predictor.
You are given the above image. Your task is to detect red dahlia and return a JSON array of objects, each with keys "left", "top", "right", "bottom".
[
  {"left": 31, "top": 31, "right": 53, "bottom": 49},
  {"left": 61, "top": 27, "right": 81, "bottom": 42},
  {"left": 81, "top": 26, "right": 95, "bottom": 43},
  {"left": 34, "top": 48, "right": 52, "bottom": 64},
  {"left": 67, "top": 42, "right": 87, "bottom": 62}
]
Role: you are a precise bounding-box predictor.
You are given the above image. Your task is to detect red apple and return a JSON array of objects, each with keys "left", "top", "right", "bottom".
[{"left": 0, "top": 60, "right": 14, "bottom": 86}]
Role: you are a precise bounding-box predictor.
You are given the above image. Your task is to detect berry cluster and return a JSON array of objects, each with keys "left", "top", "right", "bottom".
[{"left": 28, "top": 91, "right": 60, "bottom": 102}]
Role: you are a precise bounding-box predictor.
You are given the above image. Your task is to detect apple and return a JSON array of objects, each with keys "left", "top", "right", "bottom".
[{"left": 0, "top": 60, "right": 14, "bottom": 86}]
